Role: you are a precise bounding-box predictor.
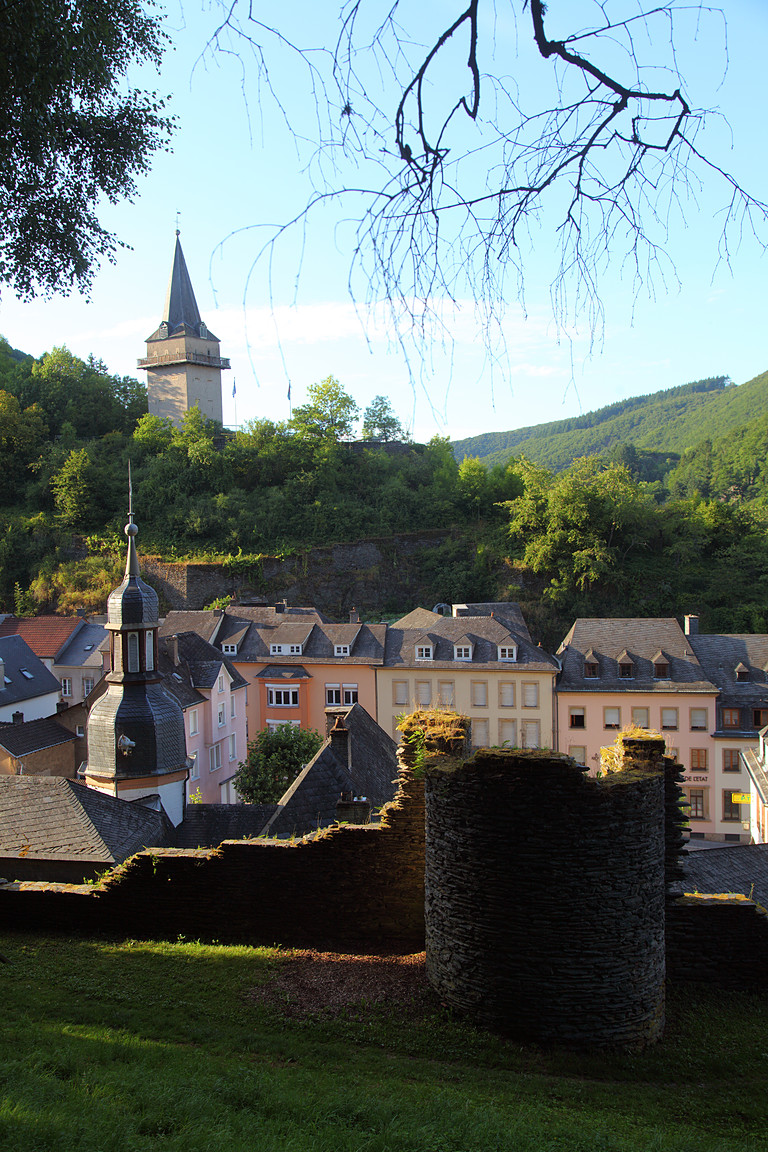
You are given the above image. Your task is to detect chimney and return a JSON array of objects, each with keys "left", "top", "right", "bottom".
[
  {"left": 329, "top": 715, "right": 351, "bottom": 770},
  {"left": 0, "top": 657, "right": 4, "bottom": 686},
  {"left": 168, "top": 634, "right": 180, "bottom": 666},
  {"left": 12, "top": 711, "right": 23, "bottom": 725},
  {"left": 275, "top": 601, "right": 286, "bottom": 614},
  {"left": 349, "top": 607, "right": 360, "bottom": 624},
  {"left": 684, "top": 614, "right": 699, "bottom": 636}
]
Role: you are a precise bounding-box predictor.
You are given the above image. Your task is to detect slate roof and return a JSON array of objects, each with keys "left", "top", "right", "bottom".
[
  {"left": 0, "top": 776, "right": 172, "bottom": 863},
  {"left": 262, "top": 703, "right": 398, "bottom": 837},
  {"left": 175, "top": 803, "right": 277, "bottom": 848},
  {"left": 557, "top": 619, "right": 717, "bottom": 693},
  {"left": 211, "top": 607, "right": 385, "bottom": 667},
  {"left": 146, "top": 235, "right": 220, "bottom": 343},
  {"left": 680, "top": 844, "right": 768, "bottom": 911},
  {"left": 689, "top": 634, "right": 768, "bottom": 712},
  {"left": 157, "top": 632, "right": 247, "bottom": 710},
  {"left": 452, "top": 602, "right": 534, "bottom": 640},
  {"left": 0, "top": 615, "right": 83, "bottom": 659},
  {"left": 0, "top": 636, "right": 62, "bottom": 706},
  {"left": 56, "top": 622, "right": 107, "bottom": 669},
  {"left": 255, "top": 665, "right": 311, "bottom": 680},
  {"left": 385, "top": 608, "right": 556, "bottom": 672},
  {"left": 0, "top": 716, "right": 76, "bottom": 758},
  {"left": 159, "top": 611, "right": 225, "bottom": 645}
]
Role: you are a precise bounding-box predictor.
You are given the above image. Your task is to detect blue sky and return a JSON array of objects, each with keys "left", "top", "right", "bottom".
[{"left": 1, "top": 1, "right": 766, "bottom": 444}]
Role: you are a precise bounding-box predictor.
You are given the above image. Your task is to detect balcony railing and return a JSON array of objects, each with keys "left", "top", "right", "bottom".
[{"left": 137, "top": 351, "right": 231, "bottom": 370}]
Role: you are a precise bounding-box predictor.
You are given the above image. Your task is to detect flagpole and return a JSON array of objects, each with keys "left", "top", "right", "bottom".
[{"left": 232, "top": 378, "right": 237, "bottom": 430}]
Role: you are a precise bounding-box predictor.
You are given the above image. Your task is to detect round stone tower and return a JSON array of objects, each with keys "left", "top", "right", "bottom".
[{"left": 84, "top": 515, "right": 188, "bottom": 825}]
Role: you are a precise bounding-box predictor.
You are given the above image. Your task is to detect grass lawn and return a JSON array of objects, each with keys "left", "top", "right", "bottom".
[{"left": 1, "top": 932, "right": 767, "bottom": 1151}]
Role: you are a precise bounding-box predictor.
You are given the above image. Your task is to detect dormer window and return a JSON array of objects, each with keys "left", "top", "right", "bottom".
[
  {"left": 498, "top": 646, "right": 517, "bottom": 662},
  {"left": 454, "top": 645, "right": 472, "bottom": 661},
  {"left": 270, "top": 643, "right": 282, "bottom": 655},
  {"left": 736, "top": 663, "right": 750, "bottom": 682},
  {"left": 653, "top": 661, "right": 670, "bottom": 679},
  {"left": 618, "top": 661, "right": 634, "bottom": 679},
  {"left": 335, "top": 644, "right": 350, "bottom": 657},
  {"left": 271, "top": 643, "right": 302, "bottom": 655},
  {"left": 416, "top": 645, "right": 433, "bottom": 661},
  {"left": 584, "top": 661, "right": 599, "bottom": 678},
  {"left": 222, "top": 643, "right": 238, "bottom": 655},
  {"left": 290, "top": 644, "right": 302, "bottom": 655}
]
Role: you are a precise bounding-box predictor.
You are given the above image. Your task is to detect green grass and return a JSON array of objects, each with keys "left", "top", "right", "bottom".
[{"left": 1, "top": 933, "right": 768, "bottom": 1151}]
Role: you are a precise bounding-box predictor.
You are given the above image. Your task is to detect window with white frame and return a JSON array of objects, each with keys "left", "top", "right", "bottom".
[
  {"left": 270, "top": 644, "right": 283, "bottom": 655},
  {"left": 267, "top": 685, "right": 299, "bottom": 707},
  {"left": 189, "top": 708, "right": 199, "bottom": 736},
  {"left": 392, "top": 680, "right": 408, "bottom": 707},
  {"left": 217, "top": 704, "right": 226, "bottom": 727},
  {"left": 499, "top": 719, "right": 517, "bottom": 746},
  {"left": 415, "top": 680, "right": 431, "bottom": 707},
  {"left": 334, "top": 644, "right": 350, "bottom": 656},
  {"left": 499, "top": 682, "right": 515, "bottom": 708},
  {"left": 498, "top": 646, "right": 517, "bottom": 662},
  {"left": 471, "top": 681, "right": 488, "bottom": 707},
  {"left": 690, "top": 708, "right": 708, "bottom": 731},
  {"left": 60, "top": 677, "right": 72, "bottom": 698},
  {"left": 145, "top": 632, "right": 154, "bottom": 671},
  {"left": 522, "top": 682, "right": 539, "bottom": 708},
  {"left": 454, "top": 645, "right": 472, "bottom": 661},
  {"left": 343, "top": 683, "right": 358, "bottom": 705},
  {"left": 569, "top": 707, "right": 585, "bottom": 729},
  {"left": 76, "top": 724, "right": 85, "bottom": 737},
  {"left": 82, "top": 676, "right": 94, "bottom": 696},
  {"left": 218, "top": 674, "right": 225, "bottom": 693},
  {"left": 188, "top": 751, "right": 199, "bottom": 779},
  {"left": 326, "top": 683, "right": 342, "bottom": 705},
  {"left": 223, "top": 643, "right": 238, "bottom": 654},
  {"left": 230, "top": 696, "right": 236, "bottom": 718},
  {"left": 437, "top": 680, "right": 455, "bottom": 707},
  {"left": 266, "top": 719, "right": 300, "bottom": 732},
  {"left": 661, "top": 708, "right": 678, "bottom": 731},
  {"left": 209, "top": 743, "right": 222, "bottom": 772},
  {"left": 604, "top": 707, "right": 621, "bottom": 729},
  {"left": 289, "top": 644, "right": 302, "bottom": 655},
  {"left": 472, "top": 718, "right": 489, "bottom": 747},
  {"left": 415, "top": 645, "right": 432, "bottom": 661},
  {"left": 521, "top": 720, "right": 540, "bottom": 748},
  {"left": 229, "top": 733, "right": 237, "bottom": 761}
]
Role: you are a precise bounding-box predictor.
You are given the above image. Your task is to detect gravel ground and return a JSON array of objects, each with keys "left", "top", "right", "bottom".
[{"left": 249, "top": 950, "right": 432, "bottom": 1019}]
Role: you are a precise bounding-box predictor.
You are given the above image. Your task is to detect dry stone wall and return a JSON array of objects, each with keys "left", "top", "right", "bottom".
[
  {"left": 0, "top": 771, "right": 425, "bottom": 952},
  {"left": 424, "top": 748, "right": 666, "bottom": 1048}
]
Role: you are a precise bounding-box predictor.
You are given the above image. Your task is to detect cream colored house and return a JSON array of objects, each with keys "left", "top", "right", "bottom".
[
  {"left": 138, "top": 233, "right": 229, "bottom": 427},
  {"left": 377, "top": 604, "right": 558, "bottom": 749}
]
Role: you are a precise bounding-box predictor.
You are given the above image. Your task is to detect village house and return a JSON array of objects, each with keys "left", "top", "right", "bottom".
[
  {"left": 555, "top": 615, "right": 756, "bottom": 842},
  {"left": 156, "top": 630, "right": 248, "bottom": 804},
  {"left": 0, "top": 614, "right": 106, "bottom": 706},
  {"left": 377, "top": 603, "right": 558, "bottom": 749},
  {"left": 160, "top": 604, "right": 387, "bottom": 740},
  {"left": 0, "top": 634, "right": 62, "bottom": 723}
]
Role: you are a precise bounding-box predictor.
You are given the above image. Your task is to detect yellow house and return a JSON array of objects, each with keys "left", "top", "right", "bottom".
[{"left": 377, "top": 604, "right": 558, "bottom": 748}]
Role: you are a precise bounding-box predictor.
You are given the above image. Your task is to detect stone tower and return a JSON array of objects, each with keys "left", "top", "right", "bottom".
[
  {"left": 84, "top": 512, "right": 189, "bottom": 826},
  {"left": 138, "top": 232, "right": 229, "bottom": 427}
]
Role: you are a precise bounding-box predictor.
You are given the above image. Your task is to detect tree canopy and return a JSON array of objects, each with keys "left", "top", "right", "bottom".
[
  {"left": 0, "top": 0, "right": 173, "bottom": 299},
  {"left": 289, "top": 376, "right": 360, "bottom": 441},
  {"left": 234, "top": 725, "right": 324, "bottom": 804},
  {"left": 362, "top": 396, "right": 406, "bottom": 442}
]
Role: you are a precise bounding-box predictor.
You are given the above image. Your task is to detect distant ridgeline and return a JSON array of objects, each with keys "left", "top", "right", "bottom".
[{"left": 449, "top": 373, "right": 768, "bottom": 472}]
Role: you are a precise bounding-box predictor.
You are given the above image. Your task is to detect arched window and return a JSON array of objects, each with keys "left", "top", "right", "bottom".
[
  {"left": 127, "top": 632, "right": 140, "bottom": 673},
  {"left": 145, "top": 631, "right": 154, "bottom": 671}
]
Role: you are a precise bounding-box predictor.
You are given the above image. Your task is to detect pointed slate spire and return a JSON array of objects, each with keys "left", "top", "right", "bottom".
[{"left": 162, "top": 232, "right": 203, "bottom": 336}]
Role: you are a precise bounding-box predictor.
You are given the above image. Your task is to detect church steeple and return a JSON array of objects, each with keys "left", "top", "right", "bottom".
[
  {"left": 84, "top": 504, "right": 189, "bottom": 825},
  {"left": 137, "top": 231, "right": 230, "bottom": 428}
]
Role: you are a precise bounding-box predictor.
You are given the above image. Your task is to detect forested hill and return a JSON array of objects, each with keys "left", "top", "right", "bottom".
[{"left": 451, "top": 370, "right": 768, "bottom": 470}]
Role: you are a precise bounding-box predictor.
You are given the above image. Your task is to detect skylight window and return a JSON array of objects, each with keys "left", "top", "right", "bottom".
[
  {"left": 20, "top": 668, "right": 33, "bottom": 680},
  {"left": 84, "top": 644, "right": 94, "bottom": 651}
]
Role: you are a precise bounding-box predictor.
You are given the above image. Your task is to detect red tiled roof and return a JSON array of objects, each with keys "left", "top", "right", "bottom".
[{"left": 0, "top": 616, "right": 83, "bottom": 658}]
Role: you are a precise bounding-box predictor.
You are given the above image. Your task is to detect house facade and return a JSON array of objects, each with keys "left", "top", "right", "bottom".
[
  {"left": 556, "top": 616, "right": 754, "bottom": 842},
  {"left": 0, "top": 615, "right": 106, "bottom": 706},
  {"left": 161, "top": 605, "right": 386, "bottom": 740},
  {"left": 377, "top": 604, "right": 558, "bottom": 748},
  {"left": 158, "top": 631, "right": 248, "bottom": 804},
  {"left": 0, "top": 635, "right": 62, "bottom": 723}
]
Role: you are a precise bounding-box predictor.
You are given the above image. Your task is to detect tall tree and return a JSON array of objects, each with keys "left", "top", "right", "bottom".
[
  {"left": 0, "top": 0, "right": 173, "bottom": 299},
  {"left": 290, "top": 376, "right": 360, "bottom": 441},
  {"left": 362, "top": 395, "right": 405, "bottom": 442}
]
